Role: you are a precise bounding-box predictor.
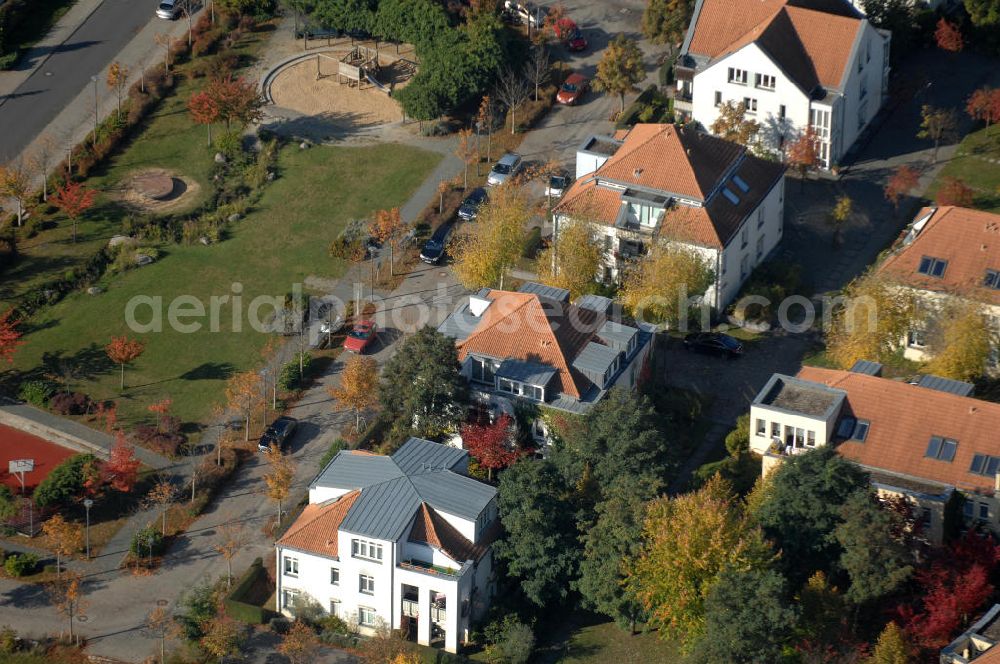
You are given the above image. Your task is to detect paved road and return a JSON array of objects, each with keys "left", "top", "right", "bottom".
[{"left": 0, "top": 0, "right": 168, "bottom": 162}]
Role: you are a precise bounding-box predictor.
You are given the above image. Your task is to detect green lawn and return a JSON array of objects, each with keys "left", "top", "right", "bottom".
[
  {"left": 0, "top": 0, "right": 76, "bottom": 65},
  {"left": 930, "top": 124, "right": 1000, "bottom": 213},
  {"left": 11, "top": 142, "right": 440, "bottom": 432},
  {"left": 528, "top": 617, "right": 683, "bottom": 664},
  {"left": 0, "top": 28, "right": 272, "bottom": 309}
]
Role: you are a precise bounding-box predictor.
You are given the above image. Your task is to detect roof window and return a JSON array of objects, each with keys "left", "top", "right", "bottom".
[
  {"left": 722, "top": 188, "right": 740, "bottom": 205},
  {"left": 917, "top": 256, "right": 947, "bottom": 278},
  {"left": 971, "top": 454, "right": 1000, "bottom": 477},
  {"left": 925, "top": 435, "right": 957, "bottom": 462},
  {"left": 732, "top": 175, "right": 750, "bottom": 193}
]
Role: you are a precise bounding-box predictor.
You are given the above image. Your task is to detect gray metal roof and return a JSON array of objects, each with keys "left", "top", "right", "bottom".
[
  {"left": 496, "top": 359, "right": 557, "bottom": 386},
  {"left": 597, "top": 321, "right": 638, "bottom": 348},
  {"left": 849, "top": 360, "right": 883, "bottom": 376},
  {"left": 392, "top": 437, "right": 467, "bottom": 474},
  {"left": 916, "top": 374, "right": 975, "bottom": 397},
  {"left": 576, "top": 294, "right": 613, "bottom": 314},
  {"left": 517, "top": 281, "right": 570, "bottom": 302},
  {"left": 310, "top": 452, "right": 402, "bottom": 490},
  {"left": 309, "top": 437, "right": 496, "bottom": 542},
  {"left": 572, "top": 342, "right": 621, "bottom": 377},
  {"left": 437, "top": 303, "right": 482, "bottom": 341}
]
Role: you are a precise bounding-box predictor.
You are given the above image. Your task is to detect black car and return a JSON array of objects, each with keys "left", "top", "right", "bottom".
[
  {"left": 683, "top": 332, "right": 744, "bottom": 358},
  {"left": 420, "top": 221, "right": 454, "bottom": 265},
  {"left": 458, "top": 188, "right": 488, "bottom": 221},
  {"left": 258, "top": 416, "right": 298, "bottom": 453}
]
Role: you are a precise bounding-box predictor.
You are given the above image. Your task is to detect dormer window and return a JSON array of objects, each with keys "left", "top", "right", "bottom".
[
  {"left": 925, "top": 435, "right": 957, "bottom": 462},
  {"left": 836, "top": 417, "right": 869, "bottom": 441},
  {"left": 985, "top": 269, "right": 1000, "bottom": 289},
  {"left": 917, "top": 256, "right": 947, "bottom": 278}
]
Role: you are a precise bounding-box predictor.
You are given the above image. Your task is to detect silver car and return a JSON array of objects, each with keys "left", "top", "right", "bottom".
[
  {"left": 487, "top": 153, "right": 523, "bottom": 187},
  {"left": 156, "top": 0, "right": 179, "bottom": 19}
]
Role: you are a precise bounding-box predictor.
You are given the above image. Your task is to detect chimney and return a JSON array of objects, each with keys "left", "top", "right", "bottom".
[{"left": 469, "top": 295, "right": 492, "bottom": 317}]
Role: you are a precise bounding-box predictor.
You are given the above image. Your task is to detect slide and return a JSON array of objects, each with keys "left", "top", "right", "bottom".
[{"left": 365, "top": 71, "right": 390, "bottom": 94}]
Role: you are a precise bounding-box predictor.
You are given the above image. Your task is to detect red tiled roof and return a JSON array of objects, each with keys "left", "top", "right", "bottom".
[
  {"left": 408, "top": 503, "right": 494, "bottom": 563},
  {"left": 975, "top": 646, "right": 1000, "bottom": 663},
  {"left": 276, "top": 491, "right": 360, "bottom": 557},
  {"left": 796, "top": 367, "right": 1000, "bottom": 494},
  {"left": 687, "top": 0, "right": 863, "bottom": 90},
  {"left": 456, "top": 290, "right": 605, "bottom": 399},
  {"left": 878, "top": 206, "right": 1000, "bottom": 306}
]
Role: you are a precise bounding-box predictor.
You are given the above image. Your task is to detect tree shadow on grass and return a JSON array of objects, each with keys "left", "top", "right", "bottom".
[
  {"left": 30, "top": 343, "right": 115, "bottom": 385},
  {"left": 179, "top": 362, "right": 235, "bottom": 381}
]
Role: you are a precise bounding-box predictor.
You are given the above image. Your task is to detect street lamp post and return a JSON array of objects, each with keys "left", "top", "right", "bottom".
[
  {"left": 90, "top": 75, "right": 99, "bottom": 146},
  {"left": 83, "top": 499, "right": 93, "bottom": 559}
]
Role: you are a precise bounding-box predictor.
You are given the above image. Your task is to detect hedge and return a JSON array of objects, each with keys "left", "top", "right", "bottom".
[
  {"left": 225, "top": 557, "right": 275, "bottom": 624},
  {"left": 615, "top": 84, "right": 673, "bottom": 129}
]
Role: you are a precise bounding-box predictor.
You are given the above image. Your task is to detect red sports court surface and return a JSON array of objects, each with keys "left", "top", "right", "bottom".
[{"left": 0, "top": 424, "right": 75, "bottom": 493}]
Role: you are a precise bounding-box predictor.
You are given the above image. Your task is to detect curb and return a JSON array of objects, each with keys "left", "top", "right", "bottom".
[
  {"left": 0, "top": 0, "right": 108, "bottom": 110},
  {"left": 259, "top": 48, "right": 343, "bottom": 104}
]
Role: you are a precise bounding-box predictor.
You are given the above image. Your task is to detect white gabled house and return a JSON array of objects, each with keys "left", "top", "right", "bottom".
[
  {"left": 552, "top": 123, "right": 786, "bottom": 311},
  {"left": 275, "top": 438, "right": 498, "bottom": 653},
  {"left": 674, "top": 0, "right": 890, "bottom": 168}
]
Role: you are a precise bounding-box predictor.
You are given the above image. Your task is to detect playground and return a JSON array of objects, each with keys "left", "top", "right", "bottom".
[
  {"left": 267, "top": 39, "right": 417, "bottom": 132},
  {"left": 0, "top": 424, "right": 75, "bottom": 493}
]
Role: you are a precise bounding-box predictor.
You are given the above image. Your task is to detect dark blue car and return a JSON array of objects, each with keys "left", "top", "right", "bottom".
[
  {"left": 420, "top": 221, "right": 454, "bottom": 265},
  {"left": 458, "top": 188, "right": 488, "bottom": 221},
  {"left": 683, "top": 332, "right": 744, "bottom": 358}
]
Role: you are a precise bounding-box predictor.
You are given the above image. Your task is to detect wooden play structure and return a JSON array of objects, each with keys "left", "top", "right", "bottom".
[{"left": 316, "top": 45, "right": 382, "bottom": 90}]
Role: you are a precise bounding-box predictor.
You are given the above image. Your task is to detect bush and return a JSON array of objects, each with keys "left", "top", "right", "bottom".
[
  {"left": 521, "top": 227, "right": 542, "bottom": 259},
  {"left": 318, "top": 439, "right": 346, "bottom": 470},
  {"left": 725, "top": 414, "right": 750, "bottom": 457},
  {"left": 18, "top": 380, "right": 53, "bottom": 407},
  {"left": 49, "top": 391, "right": 92, "bottom": 415},
  {"left": 133, "top": 423, "right": 186, "bottom": 457},
  {"left": 177, "top": 582, "right": 221, "bottom": 640},
  {"left": 269, "top": 617, "right": 290, "bottom": 634},
  {"left": 34, "top": 454, "right": 98, "bottom": 508},
  {"left": 659, "top": 61, "right": 673, "bottom": 87},
  {"left": 129, "top": 525, "right": 165, "bottom": 557},
  {"left": 484, "top": 615, "right": 535, "bottom": 664},
  {"left": 3, "top": 553, "right": 38, "bottom": 577},
  {"left": 616, "top": 84, "right": 673, "bottom": 129},
  {"left": 0, "top": 625, "right": 17, "bottom": 653},
  {"left": 728, "top": 261, "right": 804, "bottom": 323},
  {"left": 278, "top": 352, "right": 313, "bottom": 390},
  {"left": 316, "top": 613, "right": 351, "bottom": 636},
  {"left": 0, "top": 52, "right": 18, "bottom": 70}
]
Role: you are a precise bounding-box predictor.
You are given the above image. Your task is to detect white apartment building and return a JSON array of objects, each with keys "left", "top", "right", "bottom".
[
  {"left": 675, "top": 0, "right": 891, "bottom": 168},
  {"left": 553, "top": 124, "right": 786, "bottom": 311},
  {"left": 275, "top": 438, "right": 498, "bottom": 653}
]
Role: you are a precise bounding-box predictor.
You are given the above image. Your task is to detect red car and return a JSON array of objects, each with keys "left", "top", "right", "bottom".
[
  {"left": 343, "top": 320, "right": 378, "bottom": 353},
  {"left": 554, "top": 18, "right": 587, "bottom": 51},
  {"left": 557, "top": 73, "right": 589, "bottom": 105}
]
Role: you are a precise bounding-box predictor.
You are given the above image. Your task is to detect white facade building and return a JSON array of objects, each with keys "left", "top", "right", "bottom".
[
  {"left": 553, "top": 124, "right": 786, "bottom": 311},
  {"left": 675, "top": 0, "right": 891, "bottom": 168},
  {"left": 275, "top": 438, "right": 498, "bottom": 653}
]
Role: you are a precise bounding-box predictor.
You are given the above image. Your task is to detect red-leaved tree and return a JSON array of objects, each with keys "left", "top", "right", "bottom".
[
  {"left": 935, "top": 18, "right": 964, "bottom": 53},
  {"left": 0, "top": 308, "right": 23, "bottom": 364},
  {"left": 104, "top": 431, "right": 140, "bottom": 492},
  {"left": 460, "top": 414, "right": 519, "bottom": 481},
  {"left": 105, "top": 335, "right": 146, "bottom": 392},
  {"left": 786, "top": 127, "right": 820, "bottom": 191},
  {"left": 188, "top": 90, "right": 221, "bottom": 146},
  {"left": 966, "top": 87, "right": 1000, "bottom": 129},
  {"left": 935, "top": 177, "right": 975, "bottom": 207},
  {"left": 205, "top": 75, "right": 264, "bottom": 131},
  {"left": 884, "top": 165, "right": 921, "bottom": 210},
  {"left": 51, "top": 180, "right": 96, "bottom": 244}
]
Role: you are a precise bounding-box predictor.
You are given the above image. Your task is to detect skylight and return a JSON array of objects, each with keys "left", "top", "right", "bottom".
[
  {"left": 917, "top": 256, "right": 947, "bottom": 278},
  {"left": 732, "top": 175, "right": 750, "bottom": 193},
  {"left": 722, "top": 188, "right": 740, "bottom": 205},
  {"left": 971, "top": 454, "right": 1000, "bottom": 477},
  {"left": 925, "top": 435, "right": 957, "bottom": 462},
  {"left": 985, "top": 269, "right": 1000, "bottom": 289}
]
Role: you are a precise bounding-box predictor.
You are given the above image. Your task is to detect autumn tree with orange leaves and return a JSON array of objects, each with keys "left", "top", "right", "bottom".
[
  {"left": 105, "top": 432, "right": 140, "bottom": 493},
  {"left": 329, "top": 354, "right": 378, "bottom": 432},
  {"left": 205, "top": 74, "right": 264, "bottom": 131},
  {"left": 936, "top": 177, "right": 975, "bottom": 207},
  {"left": 263, "top": 446, "right": 295, "bottom": 524},
  {"left": 225, "top": 371, "right": 262, "bottom": 441},
  {"left": 0, "top": 309, "right": 23, "bottom": 364},
  {"left": 105, "top": 335, "right": 145, "bottom": 391},
  {"left": 786, "top": 128, "right": 820, "bottom": 191},
  {"left": 368, "top": 207, "right": 405, "bottom": 275},
  {"left": 884, "top": 165, "right": 921, "bottom": 210},
  {"left": 188, "top": 90, "right": 221, "bottom": 146},
  {"left": 49, "top": 570, "right": 88, "bottom": 640},
  {"left": 935, "top": 18, "right": 964, "bottom": 53},
  {"left": 52, "top": 180, "right": 97, "bottom": 244},
  {"left": 966, "top": 86, "right": 1000, "bottom": 129},
  {"left": 42, "top": 514, "right": 83, "bottom": 579},
  {"left": 461, "top": 413, "right": 518, "bottom": 481},
  {"left": 455, "top": 128, "right": 478, "bottom": 190},
  {"left": 107, "top": 62, "right": 129, "bottom": 121}
]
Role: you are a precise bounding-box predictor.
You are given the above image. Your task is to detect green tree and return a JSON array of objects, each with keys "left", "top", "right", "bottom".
[
  {"left": 966, "top": 0, "right": 1000, "bottom": 27},
  {"left": 695, "top": 566, "right": 799, "bottom": 663},
  {"left": 862, "top": 0, "right": 916, "bottom": 58},
  {"left": 626, "top": 475, "right": 774, "bottom": 649},
  {"left": 834, "top": 491, "right": 913, "bottom": 607},
  {"left": 537, "top": 217, "right": 604, "bottom": 300},
  {"left": 751, "top": 447, "right": 870, "bottom": 586},
  {"left": 865, "top": 622, "right": 912, "bottom": 664},
  {"left": 34, "top": 454, "right": 99, "bottom": 508},
  {"left": 725, "top": 414, "right": 750, "bottom": 457},
  {"left": 642, "top": 0, "right": 694, "bottom": 45},
  {"left": 826, "top": 271, "right": 916, "bottom": 370},
  {"left": 926, "top": 302, "right": 994, "bottom": 381},
  {"left": 593, "top": 34, "right": 645, "bottom": 114},
  {"left": 379, "top": 326, "right": 469, "bottom": 443},
  {"left": 0, "top": 485, "right": 17, "bottom": 521},
  {"left": 494, "top": 459, "right": 579, "bottom": 607}
]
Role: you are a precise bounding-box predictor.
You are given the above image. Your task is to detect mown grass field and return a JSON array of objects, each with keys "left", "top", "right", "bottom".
[
  {"left": 929, "top": 124, "right": 1000, "bottom": 213},
  {"left": 11, "top": 142, "right": 440, "bottom": 432}
]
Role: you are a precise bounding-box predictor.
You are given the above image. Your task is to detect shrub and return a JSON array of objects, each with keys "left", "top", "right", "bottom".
[
  {"left": 728, "top": 261, "right": 804, "bottom": 324},
  {"left": 0, "top": 625, "right": 17, "bottom": 653},
  {"left": 34, "top": 454, "right": 98, "bottom": 508},
  {"left": 3, "top": 553, "right": 38, "bottom": 577},
  {"left": 18, "top": 380, "right": 53, "bottom": 407},
  {"left": 658, "top": 61, "right": 673, "bottom": 87},
  {"left": 522, "top": 227, "right": 542, "bottom": 259},
  {"left": 484, "top": 615, "right": 535, "bottom": 664},
  {"left": 0, "top": 53, "right": 18, "bottom": 70},
  {"left": 316, "top": 614, "right": 350, "bottom": 636},
  {"left": 318, "top": 439, "right": 347, "bottom": 470},
  {"left": 177, "top": 582, "right": 221, "bottom": 640},
  {"left": 133, "top": 423, "right": 186, "bottom": 457},
  {"left": 278, "top": 353, "right": 313, "bottom": 390},
  {"left": 269, "top": 617, "right": 290, "bottom": 634},
  {"left": 49, "top": 391, "right": 92, "bottom": 415},
  {"left": 130, "top": 525, "right": 165, "bottom": 557}
]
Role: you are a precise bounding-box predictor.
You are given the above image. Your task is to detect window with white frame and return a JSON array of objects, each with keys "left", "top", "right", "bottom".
[
  {"left": 359, "top": 606, "right": 376, "bottom": 626},
  {"left": 756, "top": 418, "right": 766, "bottom": 436},
  {"left": 352, "top": 539, "right": 383, "bottom": 562},
  {"left": 917, "top": 256, "right": 948, "bottom": 278},
  {"left": 979, "top": 503, "right": 990, "bottom": 523},
  {"left": 282, "top": 588, "right": 299, "bottom": 608},
  {"left": 329, "top": 599, "right": 340, "bottom": 617},
  {"left": 755, "top": 73, "right": 775, "bottom": 90},
  {"left": 771, "top": 422, "right": 780, "bottom": 439},
  {"left": 471, "top": 357, "right": 498, "bottom": 384},
  {"left": 809, "top": 108, "right": 831, "bottom": 140},
  {"left": 807, "top": 430, "right": 816, "bottom": 447},
  {"left": 728, "top": 67, "right": 748, "bottom": 84},
  {"left": 714, "top": 90, "right": 722, "bottom": 107},
  {"left": 283, "top": 556, "right": 299, "bottom": 577},
  {"left": 330, "top": 567, "right": 340, "bottom": 585},
  {"left": 742, "top": 97, "right": 758, "bottom": 114},
  {"left": 359, "top": 574, "right": 375, "bottom": 595},
  {"left": 497, "top": 377, "right": 544, "bottom": 401}
]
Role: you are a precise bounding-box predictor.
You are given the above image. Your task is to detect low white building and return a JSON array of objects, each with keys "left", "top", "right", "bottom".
[
  {"left": 553, "top": 124, "right": 786, "bottom": 311},
  {"left": 675, "top": 0, "right": 890, "bottom": 168},
  {"left": 275, "top": 438, "right": 498, "bottom": 653}
]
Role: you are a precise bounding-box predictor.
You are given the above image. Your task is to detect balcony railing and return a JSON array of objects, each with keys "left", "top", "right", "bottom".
[
  {"left": 399, "top": 559, "right": 460, "bottom": 577},
  {"left": 431, "top": 605, "right": 447, "bottom": 624},
  {"left": 402, "top": 599, "right": 419, "bottom": 617}
]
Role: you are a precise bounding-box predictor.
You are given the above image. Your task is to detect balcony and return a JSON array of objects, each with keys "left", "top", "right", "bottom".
[
  {"left": 431, "top": 603, "right": 447, "bottom": 624},
  {"left": 399, "top": 558, "right": 461, "bottom": 577},
  {"left": 402, "top": 598, "right": 419, "bottom": 618}
]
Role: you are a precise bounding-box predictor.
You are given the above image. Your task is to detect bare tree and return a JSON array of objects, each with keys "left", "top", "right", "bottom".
[
  {"left": 29, "top": 134, "right": 59, "bottom": 202},
  {"left": 144, "top": 605, "right": 175, "bottom": 664},
  {"left": 526, "top": 45, "right": 551, "bottom": 102},
  {"left": 214, "top": 522, "right": 249, "bottom": 589},
  {"left": 495, "top": 65, "right": 531, "bottom": 135}
]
